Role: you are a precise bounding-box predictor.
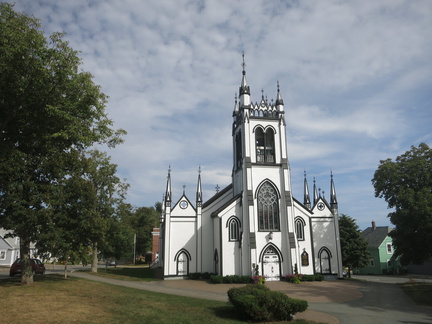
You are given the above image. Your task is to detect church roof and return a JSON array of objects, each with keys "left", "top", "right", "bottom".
[{"left": 202, "top": 183, "right": 233, "bottom": 209}]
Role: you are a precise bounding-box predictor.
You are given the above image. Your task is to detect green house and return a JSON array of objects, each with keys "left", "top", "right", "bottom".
[{"left": 355, "top": 222, "right": 400, "bottom": 275}]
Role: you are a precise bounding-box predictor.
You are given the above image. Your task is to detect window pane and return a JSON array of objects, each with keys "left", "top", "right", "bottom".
[{"left": 258, "top": 182, "right": 279, "bottom": 231}]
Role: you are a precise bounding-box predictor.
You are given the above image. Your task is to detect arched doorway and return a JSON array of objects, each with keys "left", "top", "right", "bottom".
[
  {"left": 261, "top": 245, "right": 281, "bottom": 281},
  {"left": 175, "top": 249, "right": 190, "bottom": 276},
  {"left": 318, "top": 247, "right": 331, "bottom": 274}
]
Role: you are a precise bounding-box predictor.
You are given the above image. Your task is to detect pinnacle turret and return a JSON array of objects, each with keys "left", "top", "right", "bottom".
[
  {"left": 304, "top": 171, "right": 311, "bottom": 209},
  {"left": 196, "top": 166, "right": 202, "bottom": 205},
  {"left": 330, "top": 172, "right": 338, "bottom": 207}
]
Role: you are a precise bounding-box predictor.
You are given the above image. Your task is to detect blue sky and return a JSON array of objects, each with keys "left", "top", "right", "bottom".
[{"left": 8, "top": 0, "right": 432, "bottom": 229}]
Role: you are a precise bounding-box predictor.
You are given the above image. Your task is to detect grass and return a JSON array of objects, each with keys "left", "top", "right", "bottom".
[
  {"left": 85, "top": 265, "right": 157, "bottom": 281},
  {"left": 0, "top": 274, "right": 320, "bottom": 324},
  {"left": 400, "top": 282, "right": 432, "bottom": 306}
]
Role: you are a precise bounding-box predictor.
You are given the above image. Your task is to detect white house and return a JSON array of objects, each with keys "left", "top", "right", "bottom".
[
  {"left": 154, "top": 59, "right": 343, "bottom": 280},
  {"left": 0, "top": 228, "right": 20, "bottom": 266}
]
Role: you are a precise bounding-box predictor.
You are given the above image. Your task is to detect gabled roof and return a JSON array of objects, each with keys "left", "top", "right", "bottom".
[
  {"left": 202, "top": 183, "right": 233, "bottom": 209},
  {"left": 362, "top": 226, "right": 392, "bottom": 248}
]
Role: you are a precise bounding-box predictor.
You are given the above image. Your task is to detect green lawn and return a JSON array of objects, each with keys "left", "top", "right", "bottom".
[
  {"left": 86, "top": 265, "right": 157, "bottom": 281},
  {"left": 0, "top": 274, "right": 319, "bottom": 323}
]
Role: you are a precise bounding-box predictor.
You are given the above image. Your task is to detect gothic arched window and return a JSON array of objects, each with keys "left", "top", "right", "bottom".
[
  {"left": 257, "top": 182, "right": 280, "bottom": 231},
  {"left": 227, "top": 217, "right": 240, "bottom": 241},
  {"left": 295, "top": 217, "right": 306, "bottom": 241},
  {"left": 235, "top": 131, "right": 242, "bottom": 170},
  {"left": 255, "top": 127, "right": 275, "bottom": 163}
]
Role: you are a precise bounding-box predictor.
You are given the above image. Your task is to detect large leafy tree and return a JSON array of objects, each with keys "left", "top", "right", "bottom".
[
  {"left": 0, "top": 4, "right": 125, "bottom": 284},
  {"left": 83, "top": 150, "right": 129, "bottom": 273},
  {"left": 121, "top": 204, "right": 160, "bottom": 261},
  {"left": 372, "top": 143, "right": 432, "bottom": 265},
  {"left": 36, "top": 150, "right": 128, "bottom": 273},
  {"left": 339, "top": 214, "right": 370, "bottom": 277}
]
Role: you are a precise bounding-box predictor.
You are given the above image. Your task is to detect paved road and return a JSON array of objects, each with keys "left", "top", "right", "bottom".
[{"left": 311, "top": 276, "right": 432, "bottom": 324}]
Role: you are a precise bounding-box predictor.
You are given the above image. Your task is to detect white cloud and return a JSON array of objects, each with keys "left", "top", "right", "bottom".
[{"left": 8, "top": 0, "right": 432, "bottom": 229}]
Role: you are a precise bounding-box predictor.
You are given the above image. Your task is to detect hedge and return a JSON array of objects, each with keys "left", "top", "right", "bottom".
[{"left": 227, "top": 284, "right": 308, "bottom": 321}]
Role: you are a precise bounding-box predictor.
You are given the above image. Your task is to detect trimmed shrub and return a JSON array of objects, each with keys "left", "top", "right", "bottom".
[
  {"left": 210, "top": 274, "right": 253, "bottom": 284},
  {"left": 201, "top": 272, "right": 213, "bottom": 280},
  {"left": 209, "top": 275, "right": 224, "bottom": 284},
  {"left": 227, "top": 284, "right": 308, "bottom": 322},
  {"left": 188, "top": 272, "right": 202, "bottom": 280},
  {"left": 282, "top": 273, "right": 325, "bottom": 282},
  {"left": 282, "top": 274, "right": 302, "bottom": 283},
  {"left": 301, "top": 274, "right": 315, "bottom": 282}
]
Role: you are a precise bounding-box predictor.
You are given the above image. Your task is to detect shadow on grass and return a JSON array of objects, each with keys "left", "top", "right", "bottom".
[
  {"left": 401, "top": 283, "right": 432, "bottom": 306},
  {"left": 211, "top": 305, "right": 243, "bottom": 321},
  {"left": 0, "top": 273, "right": 76, "bottom": 287},
  {"left": 96, "top": 267, "right": 156, "bottom": 281}
]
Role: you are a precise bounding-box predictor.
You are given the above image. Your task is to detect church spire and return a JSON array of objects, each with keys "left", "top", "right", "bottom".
[
  {"left": 233, "top": 93, "right": 238, "bottom": 116},
  {"left": 330, "top": 171, "right": 338, "bottom": 207},
  {"left": 275, "top": 81, "right": 284, "bottom": 107},
  {"left": 304, "top": 171, "right": 311, "bottom": 209},
  {"left": 238, "top": 52, "right": 250, "bottom": 106},
  {"left": 165, "top": 165, "right": 172, "bottom": 205},
  {"left": 313, "top": 177, "right": 318, "bottom": 206},
  {"left": 196, "top": 166, "right": 202, "bottom": 205}
]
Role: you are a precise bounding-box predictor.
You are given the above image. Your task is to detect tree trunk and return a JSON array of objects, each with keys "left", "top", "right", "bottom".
[
  {"left": 20, "top": 239, "right": 33, "bottom": 285},
  {"left": 64, "top": 261, "right": 68, "bottom": 279},
  {"left": 91, "top": 242, "right": 98, "bottom": 273}
]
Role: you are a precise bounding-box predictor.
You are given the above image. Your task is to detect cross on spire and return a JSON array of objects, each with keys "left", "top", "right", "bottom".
[{"left": 241, "top": 51, "right": 246, "bottom": 74}]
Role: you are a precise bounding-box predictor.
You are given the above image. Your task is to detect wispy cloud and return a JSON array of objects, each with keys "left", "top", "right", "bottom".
[{"left": 9, "top": 0, "right": 432, "bottom": 229}]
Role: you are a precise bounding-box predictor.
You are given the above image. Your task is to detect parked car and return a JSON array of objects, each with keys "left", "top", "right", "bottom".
[{"left": 9, "top": 258, "right": 46, "bottom": 277}]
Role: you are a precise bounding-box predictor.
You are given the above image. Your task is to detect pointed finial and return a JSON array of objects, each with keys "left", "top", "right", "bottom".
[
  {"left": 183, "top": 184, "right": 186, "bottom": 194},
  {"left": 215, "top": 184, "right": 220, "bottom": 193},
  {"left": 198, "top": 165, "right": 201, "bottom": 174},
  {"left": 304, "top": 170, "right": 307, "bottom": 178},
  {"left": 241, "top": 51, "right": 246, "bottom": 75}
]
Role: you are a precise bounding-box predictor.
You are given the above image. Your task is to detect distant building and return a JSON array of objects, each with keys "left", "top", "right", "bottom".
[
  {"left": 152, "top": 58, "right": 343, "bottom": 280},
  {"left": 0, "top": 228, "right": 39, "bottom": 266},
  {"left": 355, "top": 221, "right": 400, "bottom": 275},
  {"left": 0, "top": 228, "right": 20, "bottom": 266}
]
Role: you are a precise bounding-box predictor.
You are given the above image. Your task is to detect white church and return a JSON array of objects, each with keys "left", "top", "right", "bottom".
[{"left": 154, "top": 59, "right": 343, "bottom": 281}]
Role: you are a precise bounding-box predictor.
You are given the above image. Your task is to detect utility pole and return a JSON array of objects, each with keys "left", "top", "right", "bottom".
[{"left": 133, "top": 233, "right": 136, "bottom": 265}]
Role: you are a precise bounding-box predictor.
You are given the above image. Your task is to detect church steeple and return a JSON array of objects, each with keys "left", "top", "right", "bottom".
[
  {"left": 304, "top": 171, "right": 311, "bottom": 209},
  {"left": 313, "top": 177, "right": 318, "bottom": 206},
  {"left": 330, "top": 172, "right": 338, "bottom": 209},
  {"left": 239, "top": 52, "right": 251, "bottom": 107},
  {"left": 275, "top": 81, "right": 284, "bottom": 108},
  {"left": 165, "top": 165, "right": 172, "bottom": 207},
  {"left": 196, "top": 166, "right": 202, "bottom": 206}
]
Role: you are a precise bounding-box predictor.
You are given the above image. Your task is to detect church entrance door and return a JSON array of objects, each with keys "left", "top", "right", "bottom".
[
  {"left": 262, "top": 246, "right": 280, "bottom": 281},
  {"left": 319, "top": 249, "right": 331, "bottom": 274},
  {"left": 177, "top": 252, "right": 188, "bottom": 276}
]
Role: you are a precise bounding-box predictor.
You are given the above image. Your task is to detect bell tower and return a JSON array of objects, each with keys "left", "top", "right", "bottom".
[{"left": 231, "top": 54, "right": 298, "bottom": 278}]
